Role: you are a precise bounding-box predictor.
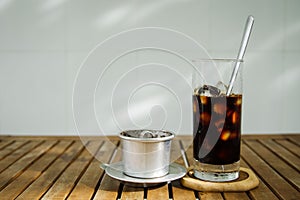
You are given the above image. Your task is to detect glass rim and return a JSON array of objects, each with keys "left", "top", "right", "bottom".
[{"left": 191, "top": 58, "right": 243, "bottom": 62}]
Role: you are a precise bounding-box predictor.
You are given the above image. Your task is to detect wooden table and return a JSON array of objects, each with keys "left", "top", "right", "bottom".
[{"left": 0, "top": 134, "right": 299, "bottom": 200}]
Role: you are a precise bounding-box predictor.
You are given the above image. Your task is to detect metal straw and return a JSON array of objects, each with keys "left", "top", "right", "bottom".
[{"left": 226, "top": 15, "right": 254, "bottom": 96}]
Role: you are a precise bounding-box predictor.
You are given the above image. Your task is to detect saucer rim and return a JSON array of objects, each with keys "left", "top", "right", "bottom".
[{"left": 103, "top": 162, "right": 186, "bottom": 184}]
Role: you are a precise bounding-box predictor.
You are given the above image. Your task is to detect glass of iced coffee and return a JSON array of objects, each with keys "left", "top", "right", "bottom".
[{"left": 192, "top": 59, "right": 243, "bottom": 182}]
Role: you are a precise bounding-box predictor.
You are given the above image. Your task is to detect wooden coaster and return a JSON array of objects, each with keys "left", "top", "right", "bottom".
[{"left": 181, "top": 167, "right": 259, "bottom": 192}]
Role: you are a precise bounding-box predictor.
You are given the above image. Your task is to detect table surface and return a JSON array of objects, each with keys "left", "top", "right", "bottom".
[{"left": 0, "top": 134, "right": 299, "bottom": 200}]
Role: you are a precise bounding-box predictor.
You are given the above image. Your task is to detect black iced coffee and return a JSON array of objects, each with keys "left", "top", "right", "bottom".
[{"left": 193, "top": 92, "right": 242, "bottom": 165}]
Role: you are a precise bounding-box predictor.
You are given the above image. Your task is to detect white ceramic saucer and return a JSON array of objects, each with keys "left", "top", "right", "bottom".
[{"left": 101, "top": 162, "right": 186, "bottom": 186}]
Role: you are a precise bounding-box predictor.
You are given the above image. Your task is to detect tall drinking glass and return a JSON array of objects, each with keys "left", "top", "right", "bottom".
[{"left": 192, "top": 59, "right": 243, "bottom": 182}]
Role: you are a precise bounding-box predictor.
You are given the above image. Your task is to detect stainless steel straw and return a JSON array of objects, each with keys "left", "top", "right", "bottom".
[{"left": 226, "top": 15, "right": 254, "bottom": 96}]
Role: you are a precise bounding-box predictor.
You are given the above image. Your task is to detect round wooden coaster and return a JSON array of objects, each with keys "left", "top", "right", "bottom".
[{"left": 180, "top": 167, "right": 259, "bottom": 192}]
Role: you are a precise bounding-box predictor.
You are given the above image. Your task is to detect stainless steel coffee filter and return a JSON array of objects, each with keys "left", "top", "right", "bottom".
[{"left": 119, "top": 130, "right": 174, "bottom": 178}]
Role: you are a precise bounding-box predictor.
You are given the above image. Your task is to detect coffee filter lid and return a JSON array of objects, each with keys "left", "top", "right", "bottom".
[{"left": 119, "top": 129, "right": 174, "bottom": 142}]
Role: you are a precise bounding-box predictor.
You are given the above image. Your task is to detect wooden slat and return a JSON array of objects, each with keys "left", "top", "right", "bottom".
[
  {"left": 0, "top": 140, "right": 14, "bottom": 150},
  {"left": 147, "top": 184, "right": 169, "bottom": 200},
  {"left": 240, "top": 158, "right": 279, "bottom": 200},
  {"left": 223, "top": 192, "right": 250, "bottom": 200},
  {"left": 242, "top": 134, "right": 294, "bottom": 139},
  {"left": 287, "top": 135, "right": 300, "bottom": 145},
  {"left": 275, "top": 139, "right": 300, "bottom": 158},
  {"left": 244, "top": 140, "right": 300, "bottom": 189},
  {"left": 0, "top": 140, "right": 42, "bottom": 173},
  {"left": 0, "top": 140, "right": 71, "bottom": 199},
  {"left": 0, "top": 140, "right": 27, "bottom": 160},
  {"left": 16, "top": 141, "right": 84, "bottom": 200},
  {"left": 0, "top": 140, "right": 56, "bottom": 191},
  {"left": 120, "top": 181, "right": 146, "bottom": 198},
  {"left": 241, "top": 142, "right": 300, "bottom": 199},
  {"left": 93, "top": 175, "right": 121, "bottom": 200},
  {"left": 171, "top": 140, "right": 196, "bottom": 200},
  {"left": 93, "top": 145, "right": 121, "bottom": 199},
  {"left": 198, "top": 192, "right": 224, "bottom": 200},
  {"left": 68, "top": 140, "right": 118, "bottom": 200},
  {"left": 171, "top": 180, "right": 196, "bottom": 200},
  {"left": 41, "top": 141, "right": 99, "bottom": 199},
  {"left": 121, "top": 186, "right": 144, "bottom": 200},
  {"left": 262, "top": 139, "right": 300, "bottom": 171}
]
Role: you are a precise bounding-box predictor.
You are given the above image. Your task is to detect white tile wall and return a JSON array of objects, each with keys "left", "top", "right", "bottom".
[
  {"left": 0, "top": 0, "right": 65, "bottom": 51},
  {"left": 284, "top": 0, "right": 300, "bottom": 51},
  {"left": 282, "top": 52, "right": 300, "bottom": 132},
  {"left": 243, "top": 51, "right": 284, "bottom": 133},
  {"left": 0, "top": 52, "right": 66, "bottom": 134},
  {"left": 0, "top": 0, "right": 299, "bottom": 135}
]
